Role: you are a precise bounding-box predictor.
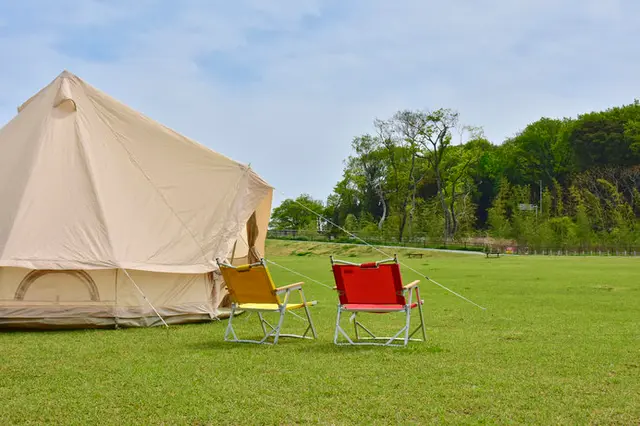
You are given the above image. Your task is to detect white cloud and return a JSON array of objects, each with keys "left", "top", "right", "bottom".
[{"left": 1, "top": 0, "right": 639, "bottom": 205}]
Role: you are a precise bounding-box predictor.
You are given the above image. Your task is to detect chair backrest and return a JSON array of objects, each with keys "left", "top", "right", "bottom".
[
  {"left": 331, "top": 262, "right": 406, "bottom": 305},
  {"left": 218, "top": 263, "right": 280, "bottom": 305}
]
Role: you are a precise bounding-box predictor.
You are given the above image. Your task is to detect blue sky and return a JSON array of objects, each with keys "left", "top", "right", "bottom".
[{"left": 1, "top": 0, "right": 639, "bottom": 207}]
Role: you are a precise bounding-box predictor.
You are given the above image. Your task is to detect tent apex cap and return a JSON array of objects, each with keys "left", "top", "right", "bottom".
[
  {"left": 59, "top": 69, "right": 78, "bottom": 78},
  {"left": 16, "top": 69, "right": 82, "bottom": 113}
]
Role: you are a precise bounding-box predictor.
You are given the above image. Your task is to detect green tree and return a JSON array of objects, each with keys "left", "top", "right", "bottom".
[
  {"left": 441, "top": 137, "right": 484, "bottom": 238},
  {"left": 343, "top": 214, "right": 359, "bottom": 232},
  {"left": 568, "top": 100, "right": 640, "bottom": 170},
  {"left": 347, "top": 135, "right": 389, "bottom": 229},
  {"left": 269, "top": 194, "right": 324, "bottom": 230},
  {"left": 501, "top": 117, "right": 574, "bottom": 186},
  {"left": 375, "top": 112, "right": 427, "bottom": 241},
  {"left": 487, "top": 178, "right": 512, "bottom": 239},
  {"left": 571, "top": 187, "right": 593, "bottom": 249}
]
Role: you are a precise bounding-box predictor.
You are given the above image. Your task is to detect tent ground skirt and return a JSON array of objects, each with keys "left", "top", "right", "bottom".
[{"left": 0, "top": 267, "right": 232, "bottom": 330}]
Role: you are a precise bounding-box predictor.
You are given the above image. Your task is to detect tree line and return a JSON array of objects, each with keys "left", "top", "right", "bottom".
[{"left": 270, "top": 100, "right": 640, "bottom": 250}]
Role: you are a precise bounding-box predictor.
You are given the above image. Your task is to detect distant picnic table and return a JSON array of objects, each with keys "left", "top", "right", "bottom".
[{"left": 484, "top": 246, "right": 501, "bottom": 258}]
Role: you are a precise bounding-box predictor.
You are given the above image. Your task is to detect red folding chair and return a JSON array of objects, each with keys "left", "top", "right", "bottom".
[{"left": 329, "top": 255, "right": 427, "bottom": 347}]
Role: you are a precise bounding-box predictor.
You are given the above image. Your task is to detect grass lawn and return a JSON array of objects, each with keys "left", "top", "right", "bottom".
[{"left": 1, "top": 240, "right": 639, "bottom": 424}]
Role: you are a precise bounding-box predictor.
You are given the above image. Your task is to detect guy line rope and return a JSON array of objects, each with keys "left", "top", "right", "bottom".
[
  {"left": 264, "top": 258, "right": 334, "bottom": 290},
  {"left": 275, "top": 189, "right": 487, "bottom": 311}
]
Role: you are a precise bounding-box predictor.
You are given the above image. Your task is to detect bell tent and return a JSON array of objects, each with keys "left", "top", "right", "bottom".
[{"left": 0, "top": 70, "right": 273, "bottom": 328}]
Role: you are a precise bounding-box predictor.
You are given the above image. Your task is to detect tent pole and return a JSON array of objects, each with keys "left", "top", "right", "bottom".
[
  {"left": 121, "top": 268, "right": 169, "bottom": 328},
  {"left": 230, "top": 240, "right": 238, "bottom": 264},
  {"left": 114, "top": 269, "right": 119, "bottom": 329}
]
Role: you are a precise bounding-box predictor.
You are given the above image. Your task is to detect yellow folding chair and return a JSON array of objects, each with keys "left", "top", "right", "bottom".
[{"left": 216, "top": 258, "right": 318, "bottom": 344}]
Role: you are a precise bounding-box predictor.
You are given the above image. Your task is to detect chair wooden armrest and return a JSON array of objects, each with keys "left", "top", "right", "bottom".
[
  {"left": 274, "top": 282, "right": 304, "bottom": 293},
  {"left": 403, "top": 280, "right": 420, "bottom": 290}
]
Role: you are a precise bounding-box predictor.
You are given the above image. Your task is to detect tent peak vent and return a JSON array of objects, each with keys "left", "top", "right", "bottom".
[{"left": 54, "top": 76, "right": 77, "bottom": 112}]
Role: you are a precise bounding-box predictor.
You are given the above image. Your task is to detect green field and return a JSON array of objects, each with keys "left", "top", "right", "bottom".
[{"left": 1, "top": 240, "right": 639, "bottom": 425}]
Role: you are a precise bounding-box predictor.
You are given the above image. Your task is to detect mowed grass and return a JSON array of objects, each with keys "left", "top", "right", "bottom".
[{"left": 1, "top": 240, "right": 639, "bottom": 425}]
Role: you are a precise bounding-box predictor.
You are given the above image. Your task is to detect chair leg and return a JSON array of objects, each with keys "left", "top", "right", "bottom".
[
  {"left": 299, "top": 289, "right": 318, "bottom": 339},
  {"left": 353, "top": 312, "right": 360, "bottom": 340},
  {"left": 223, "top": 307, "right": 278, "bottom": 345},
  {"left": 272, "top": 307, "right": 287, "bottom": 345},
  {"left": 224, "top": 304, "right": 238, "bottom": 342},
  {"left": 257, "top": 312, "right": 270, "bottom": 337},
  {"left": 333, "top": 305, "right": 342, "bottom": 344},
  {"left": 302, "top": 304, "right": 317, "bottom": 339},
  {"left": 415, "top": 287, "right": 427, "bottom": 341},
  {"left": 401, "top": 287, "right": 414, "bottom": 346},
  {"left": 403, "top": 307, "right": 411, "bottom": 346},
  {"left": 354, "top": 317, "right": 377, "bottom": 339},
  {"left": 335, "top": 310, "right": 410, "bottom": 346}
]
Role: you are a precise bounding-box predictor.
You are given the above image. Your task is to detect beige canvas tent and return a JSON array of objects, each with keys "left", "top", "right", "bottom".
[{"left": 0, "top": 70, "right": 273, "bottom": 328}]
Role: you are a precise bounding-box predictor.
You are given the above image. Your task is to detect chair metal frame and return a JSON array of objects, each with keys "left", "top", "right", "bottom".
[
  {"left": 216, "top": 258, "right": 318, "bottom": 345},
  {"left": 330, "top": 255, "right": 426, "bottom": 347}
]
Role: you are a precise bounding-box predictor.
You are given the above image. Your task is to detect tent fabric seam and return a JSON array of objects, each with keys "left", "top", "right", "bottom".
[{"left": 74, "top": 113, "right": 117, "bottom": 266}]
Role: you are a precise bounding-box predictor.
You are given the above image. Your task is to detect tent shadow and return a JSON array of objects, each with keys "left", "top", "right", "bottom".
[{"left": 0, "top": 325, "right": 117, "bottom": 334}]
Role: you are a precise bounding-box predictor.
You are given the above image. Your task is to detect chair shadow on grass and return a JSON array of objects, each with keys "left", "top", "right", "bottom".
[
  {"left": 187, "top": 315, "right": 317, "bottom": 351},
  {"left": 187, "top": 335, "right": 316, "bottom": 351},
  {"left": 294, "top": 340, "right": 446, "bottom": 354},
  {"left": 189, "top": 312, "right": 445, "bottom": 353},
  {"left": 188, "top": 334, "right": 445, "bottom": 354}
]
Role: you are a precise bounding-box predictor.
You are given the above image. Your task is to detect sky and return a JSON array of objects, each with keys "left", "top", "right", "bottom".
[{"left": 1, "top": 0, "right": 639, "bottom": 207}]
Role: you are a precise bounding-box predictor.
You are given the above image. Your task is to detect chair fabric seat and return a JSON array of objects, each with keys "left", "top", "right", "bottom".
[
  {"left": 343, "top": 302, "right": 421, "bottom": 312},
  {"left": 238, "top": 302, "right": 311, "bottom": 311}
]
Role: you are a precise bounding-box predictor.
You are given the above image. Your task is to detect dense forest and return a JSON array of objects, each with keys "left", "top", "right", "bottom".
[{"left": 270, "top": 100, "right": 640, "bottom": 251}]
